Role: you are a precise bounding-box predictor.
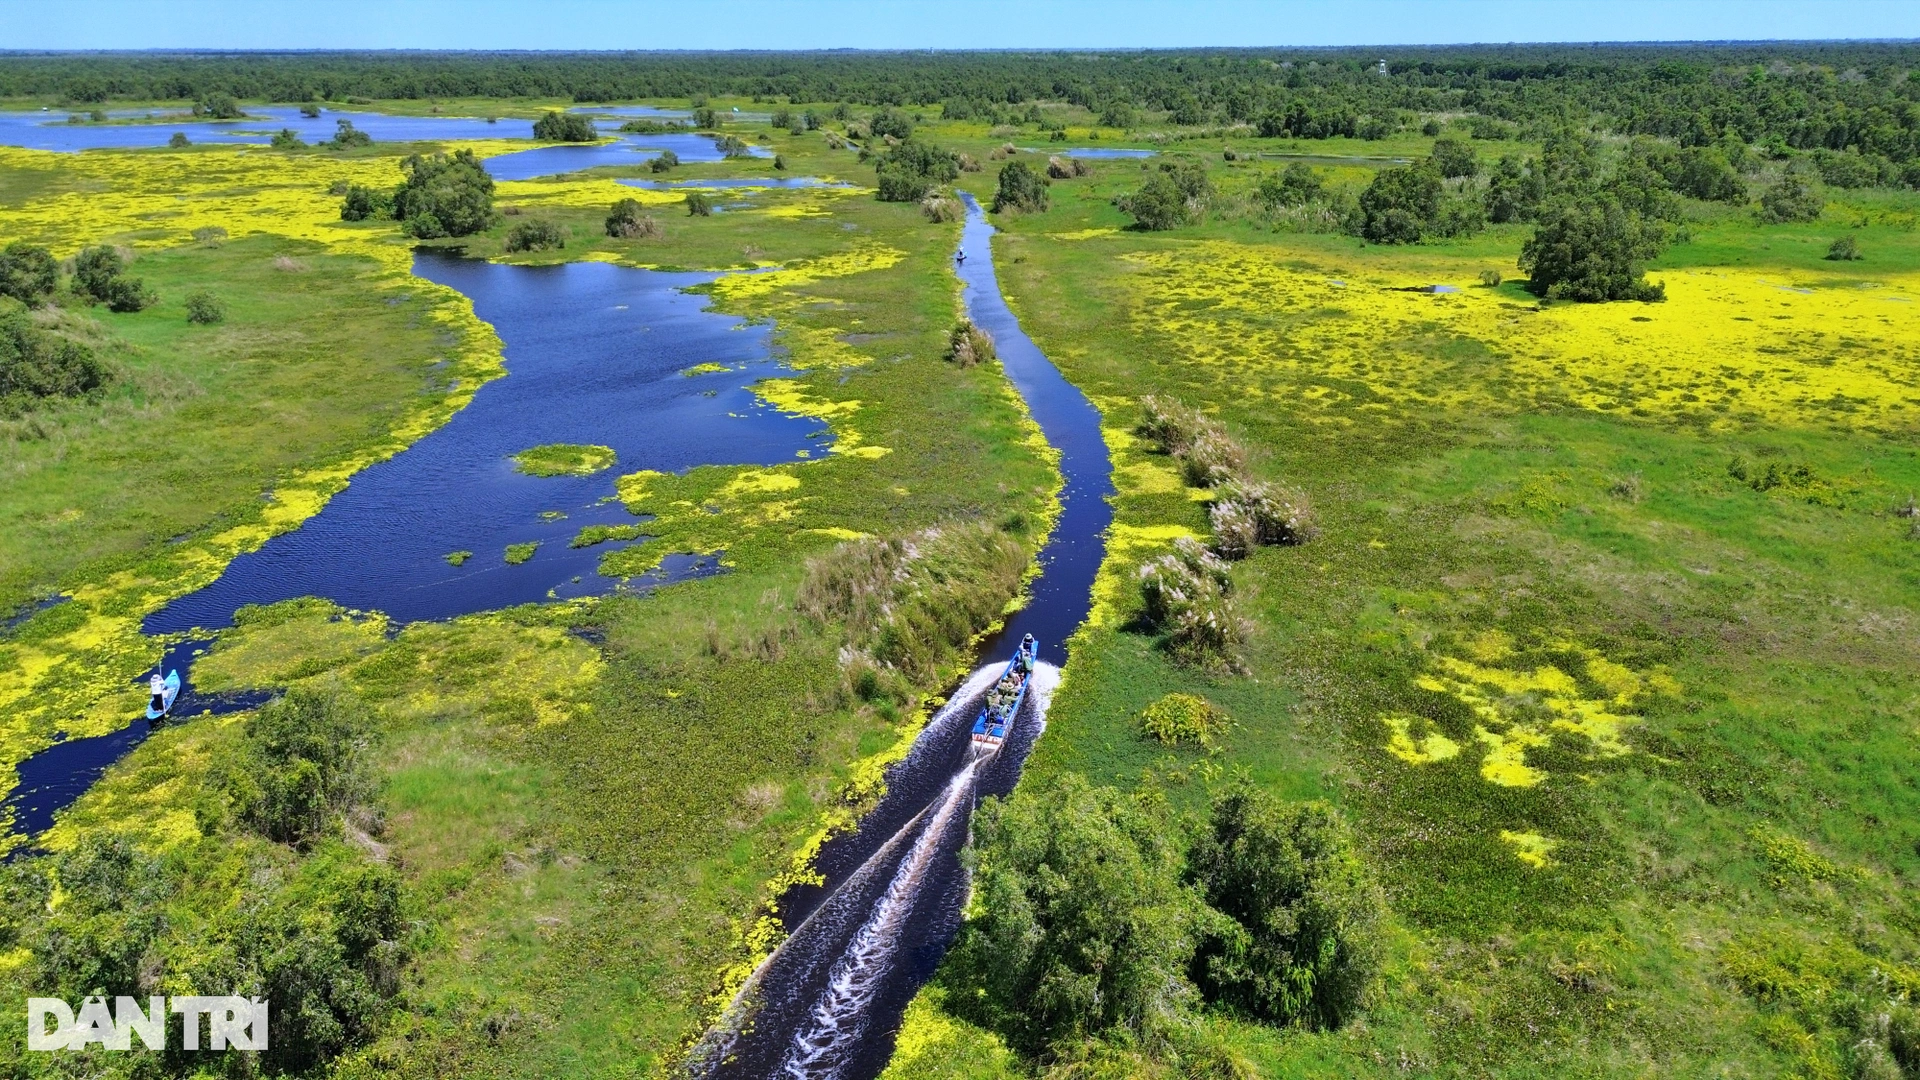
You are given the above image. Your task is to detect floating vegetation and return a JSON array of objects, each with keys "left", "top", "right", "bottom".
[
  {"left": 1123, "top": 241, "right": 1920, "bottom": 433},
  {"left": 512, "top": 443, "right": 616, "bottom": 477},
  {"left": 504, "top": 541, "right": 540, "bottom": 564},
  {"left": 443, "top": 549, "right": 472, "bottom": 566},
  {"left": 1139, "top": 692, "right": 1224, "bottom": 747}
]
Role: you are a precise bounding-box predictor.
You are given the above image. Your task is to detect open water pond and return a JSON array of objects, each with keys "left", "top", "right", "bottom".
[
  {"left": 1026, "top": 146, "right": 1157, "bottom": 158},
  {"left": 6, "top": 251, "right": 827, "bottom": 841},
  {"left": 0, "top": 107, "right": 767, "bottom": 178}
]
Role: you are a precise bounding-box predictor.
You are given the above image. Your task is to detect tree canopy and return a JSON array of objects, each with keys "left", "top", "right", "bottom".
[{"left": 390, "top": 149, "right": 495, "bottom": 238}]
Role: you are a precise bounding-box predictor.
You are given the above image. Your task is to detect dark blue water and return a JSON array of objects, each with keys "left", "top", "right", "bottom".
[
  {"left": 7, "top": 250, "right": 826, "bottom": 839},
  {"left": 706, "top": 192, "right": 1114, "bottom": 1079},
  {"left": 147, "top": 252, "right": 819, "bottom": 635},
  {"left": 0, "top": 106, "right": 768, "bottom": 179}
]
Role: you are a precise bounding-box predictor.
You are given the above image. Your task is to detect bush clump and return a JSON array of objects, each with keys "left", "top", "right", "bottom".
[
  {"left": 920, "top": 193, "right": 962, "bottom": 222},
  {"left": 167, "top": 131, "right": 190, "bottom": 148},
  {"left": 1045, "top": 155, "right": 1090, "bottom": 180},
  {"left": 532, "top": 110, "right": 597, "bottom": 142},
  {"left": 1187, "top": 786, "right": 1386, "bottom": 1029},
  {"left": 219, "top": 685, "right": 373, "bottom": 849},
  {"left": 1256, "top": 161, "right": 1323, "bottom": 209},
  {"left": 386, "top": 149, "right": 495, "bottom": 238},
  {"left": 685, "top": 190, "right": 713, "bottom": 216},
  {"left": 184, "top": 290, "right": 226, "bottom": 324},
  {"left": 338, "top": 182, "right": 391, "bottom": 221},
  {"left": 1211, "top": 477, "right": 1318, "bottom": 552},
  {"left": 1140, "top": 692, "right": 1222, "bottom": 746},
  {"left": 504, "top": 219, "right": 566, "bottom": 252},
  {"left": 1827, "top": 235, "right": 1863, "bottom": 261},
  {"left": 875, "top": 139, "right": 960, "bottom": 202},
  {"left": 327, "top": 118, "right": 371, "bottom": 149},
  {"left": 1138, "top": 537, "right": 1246, "bottom": 672},
  {"left": 1116, "top": 158, "right": 1213, "bottom": 230},
  {"left": 0, "top": 241, "right": 58, "bottom": 305},
  {"left": 72, "top": 245, "right": 155, "bottom": 312},
  {"left": 605, "top": 198, "right": 662, "bottom": 238},
  {"left": 648, "top": 148, "right": 680, "bottom": 173},
  {"left": 991, "top": 160, "right": 1050, "bottom": 213},
  {"left": 1519, "top": 197, "right": 1666, "bottom": 302},
  {"left": 269, "top": 127, "right": 305, "bottom": 150},
  {"left": 947, "top": 319, "right": 995, "bottom": 366},
  {"left": 192, "top": 225, "right": 228, "bottom": 247},
  {"left": 1, "top": 301, "right": 112, "bottom": 410},
  {"left": 1760, "top": 162, "right": 1826, "bottom": 223}
]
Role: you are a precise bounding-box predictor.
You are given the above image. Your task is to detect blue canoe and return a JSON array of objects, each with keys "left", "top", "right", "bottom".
[
  {"left": 144, "top": 669, "right": 180, "bottom": 720},
  {"left": 971, "top": 634, "right": 1039, "bottom": 749}
]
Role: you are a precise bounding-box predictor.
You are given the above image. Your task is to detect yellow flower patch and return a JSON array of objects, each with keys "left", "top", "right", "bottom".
[
  {"left": 1123, "top": 241, "right": 1920, "bottom": 432},
  {"left": 1381, "top": 712, "right": 1461, "bottom": 764},
  {"left": 1500, "top": 829, "right": 1559, "bottom": 869}
]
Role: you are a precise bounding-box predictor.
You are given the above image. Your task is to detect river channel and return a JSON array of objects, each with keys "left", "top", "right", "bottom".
[{"left": 693, "top": 192, "right": 1113, "bottom": 1080}]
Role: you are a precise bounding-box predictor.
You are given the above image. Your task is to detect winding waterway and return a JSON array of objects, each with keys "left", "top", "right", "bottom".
[{"left": 694, "top": 192, "right": 1113, "bottom": 1079}]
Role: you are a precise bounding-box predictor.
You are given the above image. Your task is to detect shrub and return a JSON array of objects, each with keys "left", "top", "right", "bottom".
[
  {"left": 1357, "top": 162, "right": 1442, "bottom": 243},
  {"left": 1137, "top": 394, "right": 1208, "bottom": 454},
  {"left": 1827, "top": 235, "right": 1862, "bottom": 261},
  {"left": 532, "top": 110, "right": 597, "bottom": 142},
  {"left": 339, "top": 183, "right": 390, "bottom": 221},
  {"left": 1045, "top": 155, "right": 1089, "bottom": 180},
  {"left": 167, "top": 131, "right": 189, "bottom": 148},
  {"left": 1430, "top": 135, "right": 1478, "bottom": 178},
  {"left": 715, "top": 134, "right": 752, "bottom": 158},
  {"left": 27, "top": 833, "right": 167, "bottom": 999},
  {"left": 944, "top": 774, "right": 1205, "bottom": 1057},
  {"left": 685, "top": 191, "right": 713, "bottom": 216},
  {"left": 0, "top": 242, "right": 58, "bottom": 305},
  {"left": 1759, "top": 163, "right": 1825, "bottom": 223},
  {"left": 1187, "top": 787, "right": 1386, "bottom": 1029},
  {"left": 1520, "top": 197, "right": 1666, "bottom": 302},
  {"left": 956, "top": 152, "right": 982, "bottom": 172},
  {"left": 1209, "top": 499, "right": 1259, "bottom": 560},
  {"left": 948, "top": 319, "right": 995, "bottom": 367},
  {"left": 503, "top": 219, "right": 566, "bottom": 252},
  {"left": 1256, "top": 161, "right": 1323, "bottom": 209},
  {"left": 192, "top": 225, "right": 228, "bottom": 246},
  {"left": 648, "top": 148, "right": 680, "bottom": 173},
  {"left": 605, "top": 198, "right": 662, "bottom": 238},
  {"left": 920, "top": 194, "right": 962, "bottom": 222},
  {"left": 1666, "top": 146, "right": 1745, "bottom": 202},
  {"left": 1140, "top": 693, "right": 1221, "bottom": 746},
  {"left": 194, "top": 92, "right": 242, "bottom": 119},
  {"left": 876, "top": 139, "right": 959, "bottom": 202},
  {"left": 102, "top": 275, "right": 154, "bottom": 312},
  {"left": 1117, "top": 159, "right": 1213, "bottom": 231},
  {"left": 869, "top": 107, "right": 914, "bottom": 140},
  {"left": 270, "top": 127, "right": 305, "bottom": 149},
  {"left": 991, "top": 160, "right": 1050, "bottom": 213},
  {"left": 300, "top": 102, "right": 322, "bottom": 118},
  {"left": 0, "top": 302, "right": 111, "bottom": 407},
  {"left": 328, "top": 118, "right": 371, "bottom": 149},
  {"left": 1166, "top": 585, "right": 1249, "bottom": 672},
  {"left": 1216, "top": 477, "right": 1318, "bottom": 545},
  {"left": 1479, "top": 268, "right": 1503, "bottom": 287},
  {"left": 1181, "top": 426, "right": 1247, "bottom": 488},
  {"left": 222, "top": 685, "right": 372, "bottom": 849},
  {"left": 185, "top": 290, "right": 226, "bottom": 324},
  {"left": 72, "top": 245, "right": 125, "bottom": 300},
  {"left": 774, "top": 153, "right": 787, "bottom": 171},
  {"left": 392, "top": 149, "right": 494, "bottom": 238},
  {"left": 1138, "top": 538, "right": 1244, "bottom": 671}
]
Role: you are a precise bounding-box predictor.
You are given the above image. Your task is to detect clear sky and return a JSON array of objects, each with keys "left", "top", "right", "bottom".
[{"left": 3, "top": 0, "right": 1917, "bottom": 51}]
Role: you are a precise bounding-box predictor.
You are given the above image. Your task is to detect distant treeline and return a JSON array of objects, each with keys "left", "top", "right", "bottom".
[{"left": 10, "top": 45, "right": 1920, "bottom": 159}]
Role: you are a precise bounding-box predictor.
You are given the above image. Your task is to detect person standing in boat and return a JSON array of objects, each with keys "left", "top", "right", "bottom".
[{"left": 149, "top": 672, "right": 168, "bottom": 712}]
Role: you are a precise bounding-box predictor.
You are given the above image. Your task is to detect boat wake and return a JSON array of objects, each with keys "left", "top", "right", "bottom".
[{"left": 688, "top": 660, "right": 1059, "bottom": 1078}]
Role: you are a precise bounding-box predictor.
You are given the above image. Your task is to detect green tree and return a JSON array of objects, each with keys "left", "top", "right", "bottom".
[
  {"left": 532, "top": 110, "right": 597, "bottom": 142},
  {"left": 0, "top": 241, "right": 58, "bottom": 305},
  {"left": 270, "top": 127, "right": 306, "bottom": 150},
  {"left": 1666, "top": 146, "right": 1745, "bottom": 202},
  {"left": 1116, "top": 158, "right": 1213, "bottom": 231},
  {"left": 990, "top": 160, "right": 1050, "bottom": 213},
  {"left": 328, "top": 118, "right": 372, "bottom": 149},
  {"left": 1520, "top": 197, "right": 1667, "bottom": 302},
  {"left": 222, "top": 685, "right": 372, "bottom": 849},
  {"left": 1256, "top": 161, "right": 1322, "bottom": 208},
  {"left": 1759, "top": 161, "right": 1825, "bottom": 222},
  {"left": 869, "top": 106, "right": 914, "bottom": 139},
  {"left": 71, "top": 245, "right": 156, "bottom": 311},
  {"left": 0, "top": 301, "right": 111, "bottom": 406},
  {"left": 1357, "top": 162, "right": 1442, "bottom": 243},
  {"left": 944, "top": 774, "right": 1206, "bottom": 1057},
  {"left": 194, "top": 91, "right": 242, "bottom": 119},
  {"left": 1187, "top": 787, "right": 1386, "bottom": 1030},
  {"left": 1483, "top": 154, "right": 1535, "bottom": 223},
  {"left": 648, "top": 148, "right": 679, "bottom": 173},
  {"left": 1429, "top": 135, "right": 1478, "bottom": 178},
  {"left": 504, "top": 219, "right": 566, "bottom": 252},
  {"left": 391, "top": 149, "right": 495, "bottom": 238},
  {"left": 167, "top": 131, "right": 190, "bottom": 148},
  {"left": 874, "top": 139, "right": 958, "bottom": 202},
  {"left": 300, "top": 102, "right": 322, "bottom": 118},
  {"left": 339, "top": 183, "right": 389, "bottom": 221}
]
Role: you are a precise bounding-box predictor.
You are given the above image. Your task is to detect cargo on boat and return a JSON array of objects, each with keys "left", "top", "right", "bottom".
[{"left": 970, "top": 634, "right": 1038, "bottom": 749}]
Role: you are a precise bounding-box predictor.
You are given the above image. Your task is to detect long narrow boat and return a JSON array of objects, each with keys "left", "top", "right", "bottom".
[{"left": 970, "top": 634, "right": 1038, "bottom": 749}]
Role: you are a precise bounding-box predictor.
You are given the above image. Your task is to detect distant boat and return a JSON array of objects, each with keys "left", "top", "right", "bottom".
[
  {"left": 145, "top": 669, "right": 179, "bottom": 720},
  {"left": 970, "top": 634, "right": 1038, "bottom": 749}
]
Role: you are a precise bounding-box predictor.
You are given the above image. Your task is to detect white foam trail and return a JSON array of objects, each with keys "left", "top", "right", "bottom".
[{"left": 778, "top": 759, "right": 981, "bottom": 1077}]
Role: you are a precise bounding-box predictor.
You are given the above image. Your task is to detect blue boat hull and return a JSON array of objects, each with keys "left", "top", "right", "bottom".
[{"left": 971, "top": 637, "right": 1038, "bottom": 749}]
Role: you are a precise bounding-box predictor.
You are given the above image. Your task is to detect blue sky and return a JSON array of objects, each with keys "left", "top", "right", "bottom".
[{"left": 4, "top": 0, "right": 1917, "bottom": 51}]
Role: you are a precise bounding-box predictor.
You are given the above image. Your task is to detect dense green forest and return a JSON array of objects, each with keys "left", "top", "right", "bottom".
[{"left": 10, "top": 44, "right": 1920, "bottom": 162}]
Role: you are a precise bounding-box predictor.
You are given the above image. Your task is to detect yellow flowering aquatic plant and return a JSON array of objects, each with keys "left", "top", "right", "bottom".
[{"left": 1122, "top": 241, "right": 1920, "bottom": 435}]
